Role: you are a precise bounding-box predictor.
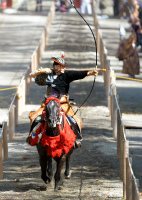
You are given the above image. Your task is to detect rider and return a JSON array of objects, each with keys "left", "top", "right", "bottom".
[{"left": 28, "top": 51, "right": 98, "bottom": 148}]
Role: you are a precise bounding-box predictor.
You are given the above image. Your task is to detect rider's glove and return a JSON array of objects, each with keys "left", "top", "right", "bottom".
[
  {"left": 87, "top": 70, "right": 98, "bottom": 78},
  {"left": 29, "top": 68, "right": 52, "bottom": 78}
]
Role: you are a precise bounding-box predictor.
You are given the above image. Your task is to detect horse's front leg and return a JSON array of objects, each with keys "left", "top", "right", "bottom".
[
  {"left": 47, "top": 157, "right": 53, "bottom": 177},
  {"left": 54, "top": 154, "right": 66, "bottom": 190},
  {"left": 64, "top": 149, "right": 73, "bottom": 179},
  {"left": 37, "top": 144, "right": 51, "bottom": 184},
  {"left": 40, "top": 155, "right": 51, "bottom": 184}
]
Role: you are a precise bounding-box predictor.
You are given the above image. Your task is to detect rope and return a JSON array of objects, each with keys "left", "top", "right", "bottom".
[
  {"left": 0, "top": 93, "right": 16, "bottom": 101},
  {"left": 0, "top": 86, "right": 18, "bottom": 91},
  {"left": 113, "top": 75, "right": 142, "bottom": 82}
]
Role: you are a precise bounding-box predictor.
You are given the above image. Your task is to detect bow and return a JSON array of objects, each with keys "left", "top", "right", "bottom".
[{"left": 68, "top": 0, "right": 98, "bottom": 114}]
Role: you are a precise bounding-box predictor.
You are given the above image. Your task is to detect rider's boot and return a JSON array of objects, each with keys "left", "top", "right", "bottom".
[
  {"left": 74, "top": 130, "right": 82, "bottom": 149},
  {"left": 68, "top": 118, "right": 82, "bottom": 149}
]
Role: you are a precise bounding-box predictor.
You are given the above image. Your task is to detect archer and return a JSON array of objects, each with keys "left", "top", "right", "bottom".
[{"left": 27, "top": 51, "right": 98, "bottom": 148}]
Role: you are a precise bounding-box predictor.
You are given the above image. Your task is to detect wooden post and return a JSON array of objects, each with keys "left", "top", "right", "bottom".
[
  {"left": 126, "top": 157, "right": 132, "bottom": 200},
  {"left": 3, "top": 122, "right": 8, "bottom": 159},
  {"left": 9, "top": 105, "right": 15, "bottom": 140},
  {"left": 103, "top": 54, "right": 107, "bottom": 88},
  {"left": 112, "top": 94, "right": 118, "bottom": 140},
  {"left": 120, "top": 126, "right": 124, "bottom": 180},
  {"left": 0, "top": 136, "right": 3, "bottom": 179},
  {"left": 97, "top": 30, "right": 100, "bottom": 57},
  {"left": 22, "top": 79, "right": 26, "bottom": 109},
  {"left": 110, "top": 95, "right": 113, "bottom": 127},
  {"left": 15, "top": 95, "right": 18, "bottom": 126},
  {"left": 34, "top": 51, "right": 36, "bottom": 71},
  {"left": 100, "top": 37, "right": 102, "bottom": 66},
  {"left": 109, "top": 70, "right": 113, "bottom": 116},
  {"left": 18, "top": 85, "right": 22, "bottom": 116},
  {"left": 106, "top": 62, "right": 110, "bottom": 111},
  {"left": 123, "top": 140, "right": 129, "bottom": 199},
  {"left": 117, "top": 109, "right": 121, "bottom": 159},
  {"left": 25, "top": 72, "right": 28, "bottom": 100},
  {"left": 132, "top": 179, "right": 139, "bottom": 200},
  {"left": 31, "top": 54, "right": 34, "bottom": 72}
]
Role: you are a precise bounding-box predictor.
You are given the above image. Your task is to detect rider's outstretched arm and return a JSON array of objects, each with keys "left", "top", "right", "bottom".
[{"left": 29, "top": 68, "right": 52, "bottom": 78}]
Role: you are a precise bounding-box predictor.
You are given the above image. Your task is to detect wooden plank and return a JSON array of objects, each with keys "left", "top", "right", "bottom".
[{"left": 122, "top": 114, "right": 142, "bottom": 128}]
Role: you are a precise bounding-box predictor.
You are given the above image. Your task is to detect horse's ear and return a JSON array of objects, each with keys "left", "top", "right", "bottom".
[
  {"left": 55, "top": 100, "right": 60, "bottom": 108},
  {"left": 45, "top": 104, "right": 50, "bottom": 117}
]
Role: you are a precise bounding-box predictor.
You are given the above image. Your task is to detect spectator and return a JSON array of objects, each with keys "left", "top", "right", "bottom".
[
  {"left": 132, "top": 19, "right": 142, "bottom": 50},
  {"left": 80, "top": 0, "right": 92, "bottom": 15},
  {"left": 55, "top": 0, "right": 60, "bottom": 11},
  {"left": 36, "top": 0, "right": 42, "bottom": 11},
  {"left": 114, "top": 0, "right": 119, "bottom": 16},
  {"left": 74, "top": 0, "right": 81, "bottom": 8},
  {"left": 59, "top": 0, "right": 70, "bottom": 12}
]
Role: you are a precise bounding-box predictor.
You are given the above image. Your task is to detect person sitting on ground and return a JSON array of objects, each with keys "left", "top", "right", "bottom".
[
  {"left": 59, "top": 0, "right": 70, "bottom": 12},
  {"left": 27, "top": 51, "right": 98, "bottom": 148}
]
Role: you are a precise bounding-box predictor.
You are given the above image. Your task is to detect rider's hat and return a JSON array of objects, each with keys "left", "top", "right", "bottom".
[{"left": 52, "top": 51, "right": 68, "bottom": 67}]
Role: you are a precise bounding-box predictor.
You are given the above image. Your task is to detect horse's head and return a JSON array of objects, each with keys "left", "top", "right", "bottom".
[{"left": 45, "top": 98, "right": 60, "bottom": 128}]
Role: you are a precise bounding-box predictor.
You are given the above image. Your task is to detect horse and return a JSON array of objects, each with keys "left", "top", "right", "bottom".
[{"left": 29, "top": 96, "right": 76, "bottom": 190}]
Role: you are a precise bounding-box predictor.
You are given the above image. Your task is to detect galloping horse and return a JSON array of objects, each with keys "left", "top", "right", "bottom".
[{"left": 29, "top": 97, "right": 76, "bottom": 190}]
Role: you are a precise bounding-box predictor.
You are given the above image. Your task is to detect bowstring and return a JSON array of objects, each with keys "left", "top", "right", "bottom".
[{"left": 68, "top": 0, "right": 98, "bottom": 115}]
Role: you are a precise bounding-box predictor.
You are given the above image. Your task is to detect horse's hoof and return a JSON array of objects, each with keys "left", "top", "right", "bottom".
[
  {"left": 48, "top": 171, "right": 53, "bottom": 177},
  {"left": 54, "top": 186, "right": 62, "bottom": 191},
  {"left": 41, "top": 176, "right": 51, "bottom": 184},
  {"left": 45, "top": 178, "right": 51, "bottom": 184},
  {"left": 64, "top": 171, "right": 71, "bottom": 179},
  {"left": 54, "top": 187, "right": 58, "bottom": 191}
]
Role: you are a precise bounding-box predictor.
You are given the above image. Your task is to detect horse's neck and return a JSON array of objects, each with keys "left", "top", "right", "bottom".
[{"left": 46, "top": 126, "right": 60, "bottom": 137}]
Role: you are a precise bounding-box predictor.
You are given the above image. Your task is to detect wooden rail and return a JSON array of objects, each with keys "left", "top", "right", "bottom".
[
  {"left": 92, "top": 1, "right": 141, "bottom": 199},
  {"left": 0, "top": 1, "right": 55, "bottom": 180}
]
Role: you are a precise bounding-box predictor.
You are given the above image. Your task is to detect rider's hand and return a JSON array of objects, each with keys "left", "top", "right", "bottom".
[{"left": 87, "top": 70, "right": 98, "bottom": 78}]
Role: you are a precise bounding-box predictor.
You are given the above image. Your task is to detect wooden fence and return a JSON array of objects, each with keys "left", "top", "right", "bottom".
[
  {"left": 0, "top": 2, "right": 55, "bottom": 179},
  {"left": 92, "top": 1, "right": 141, "bottom": 199}
]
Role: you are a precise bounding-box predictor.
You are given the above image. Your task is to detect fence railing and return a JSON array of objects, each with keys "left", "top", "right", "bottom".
[
  {"left": 92, "top": 1, "right": 141, "bottom": 199},
  {"left": 0, "top": 1, "right": 55, "bottom": 179}
]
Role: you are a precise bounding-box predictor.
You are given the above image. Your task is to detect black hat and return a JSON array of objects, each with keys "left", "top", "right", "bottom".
[{"left": 52, "top": 51, "right": 68, "bottom": 67}]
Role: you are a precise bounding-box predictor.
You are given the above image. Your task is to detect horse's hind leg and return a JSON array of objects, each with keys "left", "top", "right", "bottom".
[
  {"left": 54, "top": 155, "right": 66, "bottom": 190},
  {"left": 64, "top": 149, "right": 73, "bottom": 179}
]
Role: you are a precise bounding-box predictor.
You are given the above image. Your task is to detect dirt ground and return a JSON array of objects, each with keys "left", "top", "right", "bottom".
[
  {"left": 0, "top": 13, "right": 124, "bottom": 199},
  {"left": 0, "top": 99, "right": 123, "bottom": 200}
]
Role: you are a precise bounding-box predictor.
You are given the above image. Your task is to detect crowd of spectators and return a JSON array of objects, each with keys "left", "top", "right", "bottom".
[{"left": 54, "top": 0, "right": 92, "bottom": 15}]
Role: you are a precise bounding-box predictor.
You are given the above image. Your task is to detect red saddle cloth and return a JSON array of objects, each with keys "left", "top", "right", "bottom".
[{"left": 30, "top": 98, "right": 76, "bottom": 158}]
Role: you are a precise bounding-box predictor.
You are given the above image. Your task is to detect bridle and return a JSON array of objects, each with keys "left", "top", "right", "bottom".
[{"left": 44, "top": 97, "right": 64, "bottom": 127}]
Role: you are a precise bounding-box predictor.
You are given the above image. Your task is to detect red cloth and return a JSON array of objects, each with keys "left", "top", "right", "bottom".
[{"left": 30, "top": 97, "right": 76, "bottom": 157}]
